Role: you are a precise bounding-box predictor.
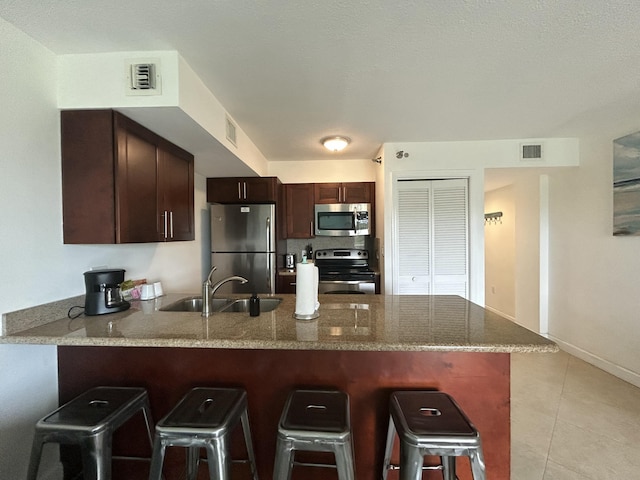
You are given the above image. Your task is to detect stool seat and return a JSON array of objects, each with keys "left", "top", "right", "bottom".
[
  {"left": 273, "top": 389, "right": 355, "bottom": 480},
  {"left": 27, "top": 386, "right": 154, "bottom": 480},
  {"left": 148, "top": 387, "right": 258, "bottom": 480},
  {"left": 383, "top": 391, "right": 486, "bottom": 480}
]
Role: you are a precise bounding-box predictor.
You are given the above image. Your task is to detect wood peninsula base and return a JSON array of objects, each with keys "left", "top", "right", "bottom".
[{"left": 58, "top": 346, "right": 510, "bottom": 480}]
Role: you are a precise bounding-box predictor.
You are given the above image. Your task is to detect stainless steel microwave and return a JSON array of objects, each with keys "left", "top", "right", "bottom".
[{"left": 314, "top": 203, "right": 371, "bottom": 236}]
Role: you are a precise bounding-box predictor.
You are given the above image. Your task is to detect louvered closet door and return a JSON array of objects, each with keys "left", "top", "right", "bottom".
[
  {"left": 395, "top": 179, "right": 469, "bottom": 297},
  {"left": 432, "top": 180, "right": 468, "bottom": 296},
  {"left": 396, "top": 181, "right": 432, "bottom": 293}
]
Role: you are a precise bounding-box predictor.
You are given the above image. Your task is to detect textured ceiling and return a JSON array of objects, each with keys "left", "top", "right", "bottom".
[{"left": 2, "top": 0, "right": 640, "bottom": 162}]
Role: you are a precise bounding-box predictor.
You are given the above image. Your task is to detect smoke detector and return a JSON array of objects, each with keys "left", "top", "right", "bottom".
[{"left": 125, "top": 59, "right": 162, "bottom": 95}]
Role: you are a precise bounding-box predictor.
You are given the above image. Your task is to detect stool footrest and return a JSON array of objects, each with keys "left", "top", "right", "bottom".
[
  {"left": 111, "top": 455, "right": 152, "bottom": 462},
  {"left": 386, "top": 463, "right": 444, "bottom": 471},
  {"left": 293, "top": 460, "right": 338, "bottom": 469}
]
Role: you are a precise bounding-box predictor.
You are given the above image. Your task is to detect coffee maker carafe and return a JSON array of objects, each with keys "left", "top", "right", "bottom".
[{"left": 84, "top": 269, "right": 130, "bottom": 316}]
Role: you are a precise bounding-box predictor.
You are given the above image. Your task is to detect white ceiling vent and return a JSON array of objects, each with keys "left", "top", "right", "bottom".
[
  {"left": 225, "top": 115, "right": 237, "bottom": 147},
  {"left": 520, "top": 143, "right": 543, "bottom": 161},
  {"left": 125, "top": 59, "right": 161, "bottom": 96}
]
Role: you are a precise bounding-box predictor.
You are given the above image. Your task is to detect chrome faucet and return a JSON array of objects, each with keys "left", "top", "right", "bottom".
[{"left": 202, "top": 266, "right": 248, "bottom": 316}]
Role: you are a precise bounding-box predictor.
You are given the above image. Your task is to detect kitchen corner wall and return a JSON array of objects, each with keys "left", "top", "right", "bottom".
[{"left": 0, "top": 18, "right": 208, "bottom": 478}]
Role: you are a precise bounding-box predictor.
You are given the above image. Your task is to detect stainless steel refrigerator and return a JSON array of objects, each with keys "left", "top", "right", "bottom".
[{"left": 210, "top": 203, "right": 276, "bottom": 294}]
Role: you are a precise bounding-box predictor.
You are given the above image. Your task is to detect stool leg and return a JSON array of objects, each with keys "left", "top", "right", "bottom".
[
  {"left": 382, "top": 416, "right": 396, "bottom": 480},
  {"left": 80, "top": 431, "right": 111, "bottom": 480},
  {"left": 441, "top": 456, "right": 456, "bottom": 480},
  {"left": 148, "top": 437, "right": 167, "bottom": 480},
  {"left": 333, "top": 440, "right": 356, "bottom": 480},
  {"left": 141, "top": 400, "right": 156, "bottom": 451},
  {"left": 240, "top": 408, "right": 259, "bottom": 480},
  {"left": 399, "top": 444, "right": 424, "bottom": 480},
  {"left": 26, "top": 433, "right": 45, "bottom": 480},
  {"left": 205, "top": 437, "right": 229, "bottom": 480},
  {"left": 273, "top": 437, "right": 294, "bottom": 480},
  {"left": 469, "top": 448, "right": 486, "bottom": 480},
  {"left": 186, "top": 446, "right": 201, "bottom": 480}
]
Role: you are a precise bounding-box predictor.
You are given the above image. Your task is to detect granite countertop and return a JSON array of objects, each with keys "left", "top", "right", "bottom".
[{"left": 1, "top": 293, "right": 557, "bottom": 353}]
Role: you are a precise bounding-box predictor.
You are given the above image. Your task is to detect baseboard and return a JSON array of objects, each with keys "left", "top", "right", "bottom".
[
  {"left": 548, "top": 335, "right": 640, "bottom": 389},
  {"left": 484, "top": 305, "right": 516, "bottom": 322}
]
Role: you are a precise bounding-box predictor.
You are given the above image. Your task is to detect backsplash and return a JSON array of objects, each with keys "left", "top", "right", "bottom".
[{"left": 284, "top": 236, "right": 377, "bottom": 268}]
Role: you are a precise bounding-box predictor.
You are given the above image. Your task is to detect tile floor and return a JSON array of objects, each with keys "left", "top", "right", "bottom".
[{"left": 511, "top": 350, "right": 640, "bottom": 479}]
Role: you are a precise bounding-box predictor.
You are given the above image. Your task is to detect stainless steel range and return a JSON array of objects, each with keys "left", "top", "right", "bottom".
[{"left": 314, "top": 248, "right": 376, "bottom": 294}]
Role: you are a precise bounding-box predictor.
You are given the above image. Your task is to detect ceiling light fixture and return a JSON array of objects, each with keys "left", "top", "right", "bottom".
[{"left": 322, "top": 136, "right": 350, "bottom": 152}]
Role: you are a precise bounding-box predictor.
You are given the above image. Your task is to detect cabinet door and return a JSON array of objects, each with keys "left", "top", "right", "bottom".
[
  {"left": 285, "top": 183, "right": 315, "bottom": 238},
  {"left": 158, "top": 146, "right": 194, "bottom": 241},
  {"left": 115, "top": 124, "right": 159, "bottom": 243},
  {"left": 277, "top": 274, "right": 297, "bottom": 294},
  {"left": 314, "top": 183, "right": 342, "bottom": 204},
  {"left": 207, "top": 178, "right": 243, "bottom": 203},
  {"left": 244, "top": 177, "right": 278, "bottom": 203},
  {"left": 314, "top": 182, "right": 374, "bottom": 204},
  {"left": 61, "top": 110, "right": 117, "bottom": 244},
  {"left": 343, "top": 182, "right": 373, "bottom": 204}
]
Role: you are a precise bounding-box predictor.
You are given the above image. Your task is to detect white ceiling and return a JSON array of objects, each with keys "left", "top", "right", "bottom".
[{"left": 2, "top": 0, "right": 640, "bottom": 163}]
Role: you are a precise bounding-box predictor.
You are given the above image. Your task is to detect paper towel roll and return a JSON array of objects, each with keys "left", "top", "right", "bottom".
[{"left": 295, "top": 262, "right": 319, "bottom": 318}]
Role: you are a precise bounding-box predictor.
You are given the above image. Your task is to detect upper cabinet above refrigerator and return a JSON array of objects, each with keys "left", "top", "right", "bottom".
[{"left": 206, "top": 177, "right": 281, "bottom": 204}]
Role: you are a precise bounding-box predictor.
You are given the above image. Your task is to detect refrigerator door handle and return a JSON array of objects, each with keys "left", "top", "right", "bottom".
[{"left": 266, "top": 216, "right": 272, "bottom": 290}]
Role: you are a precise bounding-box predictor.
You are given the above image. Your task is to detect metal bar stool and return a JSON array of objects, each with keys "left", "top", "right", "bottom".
[
  {"left": 148, "top": 387, "right": 258, "bottom": 480},
  {"left": 273, "top": 389, "right": 355, "bottom": 480},
  {"left": 27, "top": 386, "right": 154, "bottom": 480},
  {"left": 382, "top": 391, "right": 486, "bottom": 480}
]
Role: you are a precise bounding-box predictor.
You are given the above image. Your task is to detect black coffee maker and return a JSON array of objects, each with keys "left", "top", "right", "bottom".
[{"left": 84, "top": 269, "right": 130, "bottom": 316}]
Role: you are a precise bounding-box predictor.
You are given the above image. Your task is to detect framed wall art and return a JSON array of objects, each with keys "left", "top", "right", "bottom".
[{"left": 613, "top": 131, "right": 640, "bottom": 235}]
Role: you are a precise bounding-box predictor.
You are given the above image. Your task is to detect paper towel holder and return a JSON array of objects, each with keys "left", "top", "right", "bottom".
[{"left": 294, "top": 311, "right": 320, "bottom": 320}]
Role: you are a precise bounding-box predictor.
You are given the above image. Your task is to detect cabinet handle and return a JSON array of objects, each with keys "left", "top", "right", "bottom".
[
  {"left": 237, "top": 182, "right": 242, "bottom": 200},
  {"left": 310, "top": 222, "right": 314, "bottom": 237},
  {"left": 169, "top": 211, "right": 174, "bottom": 239},
  {"left": 163, "top": 210, "right": 168, "bottom": 240},
  {"left": 243, "top": 181, "right": 247, "bottom": 200}
]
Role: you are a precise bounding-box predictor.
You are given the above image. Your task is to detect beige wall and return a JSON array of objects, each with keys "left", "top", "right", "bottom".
[
  {"left": 485, "top": 185, "right": 516, "bottom": 319},
  {"left": 268, "top": 158, "right": 377, "bottom": 183}
]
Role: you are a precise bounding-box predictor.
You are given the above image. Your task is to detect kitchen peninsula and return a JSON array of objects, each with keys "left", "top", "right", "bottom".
[{"left": 4, "top": 294, "right": 557, "bottom": 480}]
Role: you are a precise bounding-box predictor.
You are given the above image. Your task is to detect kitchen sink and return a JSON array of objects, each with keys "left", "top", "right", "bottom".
[
  {"left": 217, "top": 297, "right": 283, "bottom": 313},
  {"left": 159, "top": 297, "right": 232, "bottom": 312}
]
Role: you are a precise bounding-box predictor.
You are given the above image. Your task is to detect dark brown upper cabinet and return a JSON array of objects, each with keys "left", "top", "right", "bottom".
[
  {"left": 284, "top": 183, "right": 315, "bottom": 239},
  {"left": 206, "top": 177, "right": 280, "bottom": 204},
  {"left": 61, "top": 110, "right": 194, "bottom": 244},
  {"left": 314, "top": 182, "right": 374, "bottom": 204}
]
